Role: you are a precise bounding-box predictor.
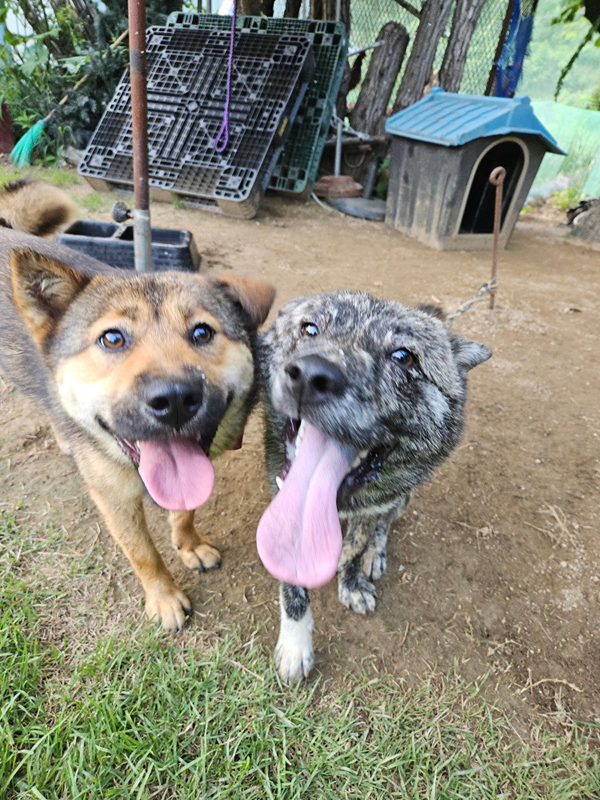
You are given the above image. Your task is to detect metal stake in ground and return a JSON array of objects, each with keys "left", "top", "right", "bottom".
[
  {"left": 489, "top": 166, "right": 506, "bottom": 310},
  {"left": 128, "top": 0, "right": 152, "bottom": 272}
]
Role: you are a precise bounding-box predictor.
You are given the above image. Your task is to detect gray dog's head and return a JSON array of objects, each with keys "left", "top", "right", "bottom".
[
  {"left": 259, "top": 291, "right": 491, "bottom": 507},
  {"left": 256, "top": 290, "right": 491, "bottom": 588}
]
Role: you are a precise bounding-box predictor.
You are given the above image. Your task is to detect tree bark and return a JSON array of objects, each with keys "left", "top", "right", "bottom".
[
  {"left": 350, "top": 22, "right": 409, "bottom": 136},
  {"left": 393, "top": 0, "right": 454, "bottom": 112},
  {"left": 240, "top": 0, "right": 274, "bottom": 15},
  {"left": 336, "top": 61, "right": 353, "bottom": 119},
  {"left": 310, "top": 0, "right": 351, "bottom": 28},
  {"left": 485, "top": 0, "right": 514, "bottom": 96},
  {"left": 584, "top": 0, "right": 600, "bottom": 24},
  {"left": 284, "top": 0, "right": 302, "bottom": 16},
  {"left": 439, "top": 0, "right": 486, "bottom": 93}
]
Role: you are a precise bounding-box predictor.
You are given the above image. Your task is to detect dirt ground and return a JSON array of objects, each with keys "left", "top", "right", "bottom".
[{"left": 2, "top": 181, "right": 599, "bottom": 727}]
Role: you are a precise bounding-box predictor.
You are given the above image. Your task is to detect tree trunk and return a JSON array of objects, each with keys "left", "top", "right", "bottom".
[
  {"left": 485, "top": 0, "right": 514, "bottom": 95},
  {"left": 310, "top": 0, "right": 351, "bottom": 28},
  {"left": 336, "top": 61, "right": 353, "bottom": 119},
  {"left": 584, "top": 0, "right": 600, "bottom": 24},
  {"left": 439, "top": 0, "right": 486, "bottom": 93},
  {"left": 240, "top": 0, "right": 274, "bottom": 15},
  {"left": 310, "top": 0, "right": 323, "bottom": 17},
  {"left": 284, "top": 0, "right": 302, "bottom": 16},
  {"left": 393, "top": 0, "right": 454, "bottom": 112},
  {"left": 350, "top": 22, "right": 409, "bottom": 136}
]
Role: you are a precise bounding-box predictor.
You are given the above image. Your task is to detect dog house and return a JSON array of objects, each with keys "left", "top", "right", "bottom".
[{"left": 384, "top": 89, "right": 564, "bottom": 250}]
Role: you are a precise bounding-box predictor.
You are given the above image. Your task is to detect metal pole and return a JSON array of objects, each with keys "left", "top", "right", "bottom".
[
  {"left": 489, "top": 166, "right": 506, "bottom": 310},
  {"left": 128, "top": 0, "right": 152, "bottom": 272}
]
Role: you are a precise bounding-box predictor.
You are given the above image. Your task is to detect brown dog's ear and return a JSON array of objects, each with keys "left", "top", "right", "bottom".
[
  {"left": 212, "top": 274, "right": 276, "bottom": 329},
  {"left": 11, "top": 249, "right": 89, "bottom": 346}
]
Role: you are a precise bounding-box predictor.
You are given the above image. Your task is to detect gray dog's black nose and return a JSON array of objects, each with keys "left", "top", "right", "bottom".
[
  {"left": 284, "top": 354, "right": 346, "bottom": 404},
  {"left": 145, "top": 380, "right": 203, "bottom": 429}
]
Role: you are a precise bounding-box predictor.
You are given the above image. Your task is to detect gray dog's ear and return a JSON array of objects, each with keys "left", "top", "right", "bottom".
[{"left": 451, "top": 335, "right": 492, "bottom": 371}]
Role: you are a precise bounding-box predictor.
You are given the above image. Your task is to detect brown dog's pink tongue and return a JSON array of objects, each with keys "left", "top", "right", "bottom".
[
  {"left": 137, "top": 439, "right": 215, "bottom": 511},
  {"left": 256, "top": 423, "right": 353, "bottom": 588}
]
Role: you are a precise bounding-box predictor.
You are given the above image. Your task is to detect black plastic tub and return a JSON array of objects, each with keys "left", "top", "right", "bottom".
[{"left": 57, "top": 220, "right": 200, "bottom": 271}]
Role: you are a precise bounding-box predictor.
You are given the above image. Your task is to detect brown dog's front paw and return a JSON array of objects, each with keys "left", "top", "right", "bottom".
[
  {"left": 145, "top": 584, "right": 192, "bottom": 631},
  {"left": 178, "top": 542, "right": 222, "bottom": 572}
]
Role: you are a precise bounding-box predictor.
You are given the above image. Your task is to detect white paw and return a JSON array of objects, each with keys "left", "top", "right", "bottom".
[
  {"left": 275, "top": 613, "right": 314, "bottom": 684},
  {"left": 362, "top": 546, "right": 387, "bottom": 581},
  {"left": 275, "top": 637, "right": 314, "bottom": 684},
  {"left": 338, "top": 574, "right": 377, "bottom": 614}
]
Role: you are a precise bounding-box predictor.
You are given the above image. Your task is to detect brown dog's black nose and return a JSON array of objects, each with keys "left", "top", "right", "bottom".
[
  {"left": 284, "top": 354, "right": 346, "bottom": 405},
  {"left": 145, "top": 380, "right": 203, "bottom": 429}
]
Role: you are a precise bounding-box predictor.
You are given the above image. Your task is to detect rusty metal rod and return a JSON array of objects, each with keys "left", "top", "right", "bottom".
[
  {"left": 489, "top": 166, "right": 506, "bottom": 310},
  {"left": 128, "top": 0, "right": 152, "bottom": 272}
]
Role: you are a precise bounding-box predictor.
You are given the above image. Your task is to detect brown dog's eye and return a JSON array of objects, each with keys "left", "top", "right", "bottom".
[
  {"left": 391, "top": 349, "right": 415, "bottom": 368},
  {"left": 191, "top": 323, "right": 214, "bottom": 345},
  {"left": 98, "top": 329, "right": 128, "bottom": 351},
  {"left": 301, "top": 322, "right": 319, "bottom": 337}
]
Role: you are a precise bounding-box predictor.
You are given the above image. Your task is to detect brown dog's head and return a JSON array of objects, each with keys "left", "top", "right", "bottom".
[{"left": 10, "top": 249, "right": 274, "bottom": 511}]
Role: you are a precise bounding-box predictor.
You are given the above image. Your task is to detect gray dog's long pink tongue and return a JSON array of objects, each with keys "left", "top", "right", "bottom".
[
  {"left": 137, "top": 439, "right": 215, "bottom": 511},
  {"left": 257, "top": 423, "right": 353, "bottom": 588}
]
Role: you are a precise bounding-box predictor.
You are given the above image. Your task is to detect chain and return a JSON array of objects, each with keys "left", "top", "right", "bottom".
[{"left": 446, "top": 278, "right": 497, "bottom": 327}]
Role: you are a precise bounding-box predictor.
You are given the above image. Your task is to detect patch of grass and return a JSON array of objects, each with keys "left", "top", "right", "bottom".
[
  {"left": 1, "top": 510, "right": 599, "bottom": 798},
  {"left": 41, "top": 168, "right": 79, "bottom": 188},
  {"left": 0, "top": 166, "right": 79, "bottom": 189},
  {"left": 80, "top": 192, "right": 112, "bottom": 213},
  {"left": 552, "top": 186, "right": 583, "bottom": 211}
]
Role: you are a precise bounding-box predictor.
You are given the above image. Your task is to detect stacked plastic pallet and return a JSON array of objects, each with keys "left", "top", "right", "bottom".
[
  {"left": 167, "top": 14, "right": 348, "bottom": 196},
  {"left": 78, "top": 26, "right": 315, "bottom": 217}
]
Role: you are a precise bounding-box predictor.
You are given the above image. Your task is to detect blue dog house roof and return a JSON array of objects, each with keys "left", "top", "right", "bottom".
[{"left": 385, "top": 88, "right": 565, "bottom": 155}]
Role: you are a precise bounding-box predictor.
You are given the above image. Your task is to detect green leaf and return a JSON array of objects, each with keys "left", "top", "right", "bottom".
[{"left": 21, "top": 41, "right": 49, "bottom": 78}]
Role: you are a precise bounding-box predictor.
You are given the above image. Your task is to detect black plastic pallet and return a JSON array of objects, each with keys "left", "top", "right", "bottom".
[
  {"left": 57, "top": 220, "right": 200, "bottom": 271},
  {"left": 78, "top": 27, "right": 315, "bottom": 217},
  {"left": 167, "top": 14, "right": 348, "bottom": 195}
]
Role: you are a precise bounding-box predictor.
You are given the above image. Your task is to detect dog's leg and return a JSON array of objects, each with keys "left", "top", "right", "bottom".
[
  {"left": 338, "top": 517, "right": 378, "bottom": 614},
  {"left": 275, "top": 583, "right": 314, "bottom": 684},
  {"left": 361, "top": 517, "right": 390, "bottom": 582},
  {"left": 50, "top": 421, "right": 73, "bottom": 457},
  {"left": 361, "top": 494, "right": 410, "bottom": 581},
  {"left": 169, "top": 511, "right": 221, "bottom": 572},
  {"left": 76, "top": 451, "right": 192, "bottom": 631}
]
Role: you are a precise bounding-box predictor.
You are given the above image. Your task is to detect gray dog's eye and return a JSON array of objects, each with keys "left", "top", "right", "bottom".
[
  {"left": 391, "top": 349, "right": 415, "bottom": 369},
  {"left": 301, "top": 322, "right": 320, "bottom": 337}
]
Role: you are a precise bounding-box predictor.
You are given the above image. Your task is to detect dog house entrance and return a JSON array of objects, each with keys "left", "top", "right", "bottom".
[{"left": 459, "top": 140, "right": 525, "bottom": 234}]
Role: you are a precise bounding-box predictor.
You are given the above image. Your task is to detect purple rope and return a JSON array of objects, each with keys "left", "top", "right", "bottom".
[{"left": 214, "top": 0, "right": 237, "bottom": 153}]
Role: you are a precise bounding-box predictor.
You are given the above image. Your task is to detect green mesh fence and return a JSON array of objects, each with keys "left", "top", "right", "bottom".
[{"left": 348, "top": 0, "right": 510, "bottom": 97}]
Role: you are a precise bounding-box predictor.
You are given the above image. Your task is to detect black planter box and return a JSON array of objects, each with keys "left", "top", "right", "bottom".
[{"left": 57, "top": 220, "right": 200, "bottom": 271}]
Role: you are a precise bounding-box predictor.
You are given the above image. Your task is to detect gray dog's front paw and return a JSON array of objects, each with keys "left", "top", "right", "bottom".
[
  {"left": 338, "top": 573, "right": 377, "bottom": 614},
  {"left": 361, "top": 543, "right": 387, "bottom": 581},
  {"left": 275, "top": 636, "right": 314, "bottom": 684}
]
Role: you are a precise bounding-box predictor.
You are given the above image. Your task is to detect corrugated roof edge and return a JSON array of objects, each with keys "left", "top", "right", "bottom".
[{"left": 385, "top": 89, "right": 566, "bottom": 155}]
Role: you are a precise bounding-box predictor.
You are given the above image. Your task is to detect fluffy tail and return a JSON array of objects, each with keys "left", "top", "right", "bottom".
[{"left": 0, "top": 179, "right": 76, "bottom": 237}]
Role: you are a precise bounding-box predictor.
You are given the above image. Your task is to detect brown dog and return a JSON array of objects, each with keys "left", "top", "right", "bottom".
[{"left": 0, "top": 181, "right": 274, "bottom": 630}]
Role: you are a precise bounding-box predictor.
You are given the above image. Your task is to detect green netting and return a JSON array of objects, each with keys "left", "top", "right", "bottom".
[
  {"left": 530, "top": 101, "right": 600, "bottom": 197},
  {"left": 349, "top": 0, "right": 510, "bottom": 96}
]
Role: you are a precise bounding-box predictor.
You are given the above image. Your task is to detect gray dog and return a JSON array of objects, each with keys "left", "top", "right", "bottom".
[{"left": 256, "top": 291, "right": 492, "bottom": 683}]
